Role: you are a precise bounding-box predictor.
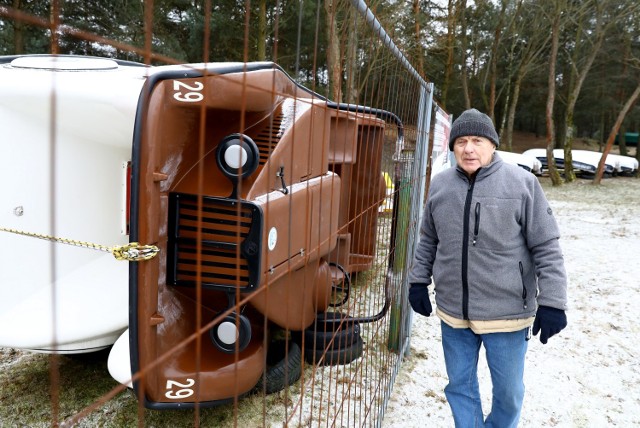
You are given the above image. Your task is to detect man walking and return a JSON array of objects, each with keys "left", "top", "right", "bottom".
[{"left": 408, "top": 108, "right": 568, "bottom": 427}]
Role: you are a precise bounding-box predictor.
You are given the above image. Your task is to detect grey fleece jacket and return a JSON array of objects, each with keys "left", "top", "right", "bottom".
[{"left": 408, "top": 155, "right": 568, "bottom": 321}]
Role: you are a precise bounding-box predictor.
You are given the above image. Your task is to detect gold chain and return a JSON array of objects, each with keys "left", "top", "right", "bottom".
[{"left": 0, "top": 227, "right": 159, "bottom": 262}]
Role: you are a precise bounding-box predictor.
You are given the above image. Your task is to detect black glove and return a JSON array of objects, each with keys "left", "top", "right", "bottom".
[
  {"left": 532, "top": 305, "right": 567, "bottom": 344},
  {"left": 409, "top": 283, "right": 432, "bottom": 317}
]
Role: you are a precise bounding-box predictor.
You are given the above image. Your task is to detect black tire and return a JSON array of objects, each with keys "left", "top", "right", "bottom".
[
  {"left": 304, "top": 314, "right": 360, "bottom": 350},
  {"left": 255, "top": 339, "right": 302, "bottom": 394},
  {"left": 304, "top": 335, "right": 364, "bottom": 366}
]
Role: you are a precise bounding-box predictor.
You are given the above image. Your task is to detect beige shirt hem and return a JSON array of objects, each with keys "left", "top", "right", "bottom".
[{"left": 437, "top": 308, "right": 535, "bottom": 334}]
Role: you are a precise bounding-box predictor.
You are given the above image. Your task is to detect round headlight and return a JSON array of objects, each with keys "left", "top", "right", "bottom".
[
  {"left": 216, "top": 133, "right": 259, "bottom": 180},
  {"left": 210, "top": 312, "right": 252, "bottom": 354}
]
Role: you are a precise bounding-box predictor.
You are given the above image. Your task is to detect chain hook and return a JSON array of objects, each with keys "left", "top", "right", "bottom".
[
  {"left": 111, "top": 242, "right": 160, "bottom": 261},
  {"left": 0, "top": 227, "right": 159, "bottom": 262}
]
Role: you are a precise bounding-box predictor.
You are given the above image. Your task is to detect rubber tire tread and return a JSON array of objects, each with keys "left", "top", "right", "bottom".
[
  {"left": 255, "top": 339, "right": 302, "bottom": 394},
  {"left": 304, "top": 320, "right": 360, "bottom": 350},
  {"left": 304, "top": 335, "right": 364, "bottom": 366},
  {"left": 304, "top": 312, "right": 360, "bottom": 350}
]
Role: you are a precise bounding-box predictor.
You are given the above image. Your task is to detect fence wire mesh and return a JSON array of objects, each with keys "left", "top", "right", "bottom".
[{"left": 0, "top": 1, "right": 437, "bottom": 426}]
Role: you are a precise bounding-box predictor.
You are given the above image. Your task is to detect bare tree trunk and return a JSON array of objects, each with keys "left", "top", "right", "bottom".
[
  {"left": 459, "top": 0, "right": 471, "bottom": 109},
  {"left": 504, "top": 69, "right": 524, "bottom": 152},
  {"left": 503, "top": 18, "right": 550, "bottom": 151},
  {"left": 498, "top": 88, "right": 510, "bottom": 139},
  {"left": 487, "top": 0, "right": 506, "bottom": 121},
  {"left": 636, "top": 134, "right": 640, "bottom": 174},
  {"left": 562, "top": 99, "right": 578, "bottom": 182},
  {"left": 413, "top": 0, "right": 424, "bottom": 77},
  {"left": 142, "top": 0, "right": 153, "bottom": 64},
  {"left": 545, "top": 0, "right": 563, "bottom": 186},
  {"left": 593, "top": 82, "right": 640, "bottom": 184},
  {"left": 616, "top": 34, "right": 632, "bottom": 156},
  {"left": 13, "top": 0, "right": 24, "bottom": 54},
  {"left": 50, "top": 1, "right": 61, "bottom": 54},
  {"left": 325, "top": 0, "right": 342, "bottom": 101},
  {"left": 497, "top": 0, "right": 523, "bottom": 137},
  {"left": 441, "top": 0, "right": 456, "bottom": 109},
  {"left": 257, "top": 0, "right": 266, "bottom": 60},
  {"left": 561, "top": 2, "right": 607, "bottom": 182},
  {"left": 345, "top": 9, "right": 358, "bottom": 104},
  {"left": 598, "top": 89, "right": 606, "bottom": 152},
  {"left": 618, "top": 124, "right": 628, "bottom": 156}
]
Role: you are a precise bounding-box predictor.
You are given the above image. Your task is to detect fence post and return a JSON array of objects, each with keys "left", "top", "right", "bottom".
[
  {"left": 377, "top": 83, "right": 434, "bottom": 427},
  {"left": 401, "top": 83, "right": 434, "bottom": 358},
  {"left": 387, "top": 152, "right": 413, "bottom": 352}
]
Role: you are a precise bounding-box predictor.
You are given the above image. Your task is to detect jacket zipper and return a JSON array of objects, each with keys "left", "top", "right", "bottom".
[
  {"left": 473, "top": 202, "right": 480, "bottom": 246},
  {"left": 519, "top": 261, "right": 528, "bottom": 309},
  {"left": 461, "top": 176, "right": 476, "bottom": 320}
]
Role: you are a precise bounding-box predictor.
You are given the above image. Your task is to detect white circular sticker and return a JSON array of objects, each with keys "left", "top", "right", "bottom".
[{"left": 268, "top": 227, "right": 278, "bottom": 251}]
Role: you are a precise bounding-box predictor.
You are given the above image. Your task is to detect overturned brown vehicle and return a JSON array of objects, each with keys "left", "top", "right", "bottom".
[{"left": 127, "top": 62, "right": 399, "bottom": 408}]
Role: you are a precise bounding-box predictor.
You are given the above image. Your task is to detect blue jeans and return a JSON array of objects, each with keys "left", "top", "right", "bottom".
[{"left": 441, "top": 321, "right": 529, "bottom": 428}]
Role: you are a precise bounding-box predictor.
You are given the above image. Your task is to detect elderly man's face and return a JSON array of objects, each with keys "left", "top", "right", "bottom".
[{"left": 452, "top": 136, "right": 496, "bottom": 175}]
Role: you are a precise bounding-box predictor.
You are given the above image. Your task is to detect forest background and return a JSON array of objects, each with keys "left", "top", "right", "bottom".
[{"left": 1, "top": 0, "right": 639, "bottom": 180}]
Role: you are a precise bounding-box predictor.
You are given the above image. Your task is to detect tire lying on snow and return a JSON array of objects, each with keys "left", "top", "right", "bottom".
[{"left": 255, "top": 338, "right": 302, "bottom": 394}]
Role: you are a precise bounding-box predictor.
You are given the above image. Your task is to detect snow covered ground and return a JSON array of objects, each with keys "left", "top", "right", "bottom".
[
  {"left": 382, "top": 177, "right": 640, "bottom": 427},
  {"left": 1, "top": 176, "right": 638, "bottom": 427}
]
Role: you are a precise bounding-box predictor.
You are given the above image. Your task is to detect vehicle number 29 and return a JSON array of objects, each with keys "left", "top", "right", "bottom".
[
  {"left": 165, "top": 378, "right": 195, "bottom": 399},
  {"left": 173, "top": 80, "right": 204, "bottom": 103}
]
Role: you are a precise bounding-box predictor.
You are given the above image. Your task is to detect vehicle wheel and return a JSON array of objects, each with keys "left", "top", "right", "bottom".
[
  {"left": 304, "top": 312, "right": 360, "bottom": 350},
  {"left": 304, "top": 335, "right": 364, "bottom": 366},
  {"left": 255, "top": 338, "right": 302, "bottom": 394}
]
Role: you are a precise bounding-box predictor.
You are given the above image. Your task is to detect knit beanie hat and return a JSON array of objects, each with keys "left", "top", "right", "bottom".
[{"left": 449, "top": 108, "right": 500, "bottom": 150}]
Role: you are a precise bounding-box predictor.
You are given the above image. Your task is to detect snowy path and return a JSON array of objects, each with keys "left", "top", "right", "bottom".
[{"left": 382, "top": 177, "right": 640, "bottom": 427}]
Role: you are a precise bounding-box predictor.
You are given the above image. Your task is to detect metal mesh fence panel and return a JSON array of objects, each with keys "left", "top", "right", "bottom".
[{"left": 0, "top": 1, "right": 434, "bottom": 426}]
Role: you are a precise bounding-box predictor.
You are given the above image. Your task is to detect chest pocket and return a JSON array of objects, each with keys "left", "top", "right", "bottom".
[{"left": 472, "top": 197, "right": 523, "bottom": 251}]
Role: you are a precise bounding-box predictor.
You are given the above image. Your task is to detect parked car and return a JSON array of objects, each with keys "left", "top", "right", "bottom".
[
  {"left": 523, "top": 148, "right": 617, "bottom": 177},
  {"left": 1, "top": 54, "right": 397, "bottom": 408},
  {"left": 570, "top": 150, "right": 617, "bottom": 176},
  {"left": 496, "top": 150, "right": 542, "bottom": 174},
  {"left": 606, "top": 153, "right": 638, "bottom": 175}
]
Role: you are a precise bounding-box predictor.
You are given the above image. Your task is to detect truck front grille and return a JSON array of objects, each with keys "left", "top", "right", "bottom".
[{"left": 167, "top": 193, "right": 262, "bottom": 291}]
